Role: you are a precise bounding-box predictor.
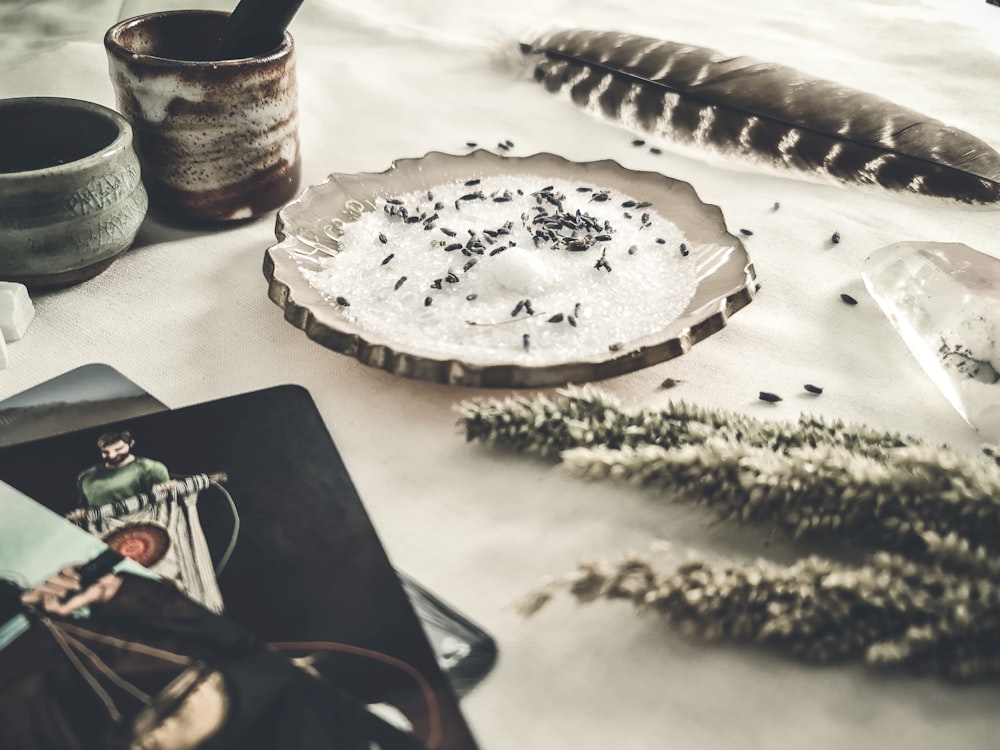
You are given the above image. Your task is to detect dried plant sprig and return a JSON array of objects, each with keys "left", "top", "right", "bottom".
[
  {"left": 560, "top": 440, "right": 1000, "bottom": 564},
  {"left": 456, "top": 385, "right": 924, "bottom": 460},
  {"left": 523, "top": 551, "right": 1000, "bottom": 679}
]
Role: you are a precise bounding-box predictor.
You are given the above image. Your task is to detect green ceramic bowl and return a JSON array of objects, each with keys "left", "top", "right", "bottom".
[{"left": 0, "top": 97, "right": 148, "bottom": 289}]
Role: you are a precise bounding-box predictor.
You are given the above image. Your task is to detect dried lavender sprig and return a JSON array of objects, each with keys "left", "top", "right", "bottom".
[
  {"left": 522, "top": 551, "right": 1000, "bottom": 679},
  {"left": 456, "top": 386, "right": 923, "bottom": 461},
  {"left": 559, "top": 441, "right": 1000, "bottom": 563}
]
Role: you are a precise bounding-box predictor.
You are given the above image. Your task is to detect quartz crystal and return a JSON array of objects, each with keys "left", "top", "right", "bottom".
[
  {"left": 0, "top": 282, "right": 34, "bottom": 343},
  {"left": 863, "top": 241, "right": 1000, "bottom": 440}
]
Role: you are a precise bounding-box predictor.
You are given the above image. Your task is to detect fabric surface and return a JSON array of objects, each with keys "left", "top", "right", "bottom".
[{"left": 2, "top": 1, "right": 1000, "bottom": 748}]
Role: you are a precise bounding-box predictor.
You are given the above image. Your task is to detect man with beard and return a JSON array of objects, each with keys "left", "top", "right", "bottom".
[{"left": 77, "top": 430, "right": 172, "bottom": 508}]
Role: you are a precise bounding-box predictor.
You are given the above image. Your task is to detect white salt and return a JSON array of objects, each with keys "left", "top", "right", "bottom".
[
  {"left": 0, "top": 282, "right": 34, "bottom": 343},
  {"left": 299, "top": 175, "right": 699, "bottom": 366}
]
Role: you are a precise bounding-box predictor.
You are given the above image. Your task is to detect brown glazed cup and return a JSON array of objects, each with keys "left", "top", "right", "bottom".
[{"left": 104, "top": 10, "right": 301, "bottom": 224}]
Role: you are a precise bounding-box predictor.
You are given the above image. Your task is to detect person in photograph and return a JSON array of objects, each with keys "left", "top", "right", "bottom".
[{"left": 77, "top": 430, "right": 172, "bottom": 508}]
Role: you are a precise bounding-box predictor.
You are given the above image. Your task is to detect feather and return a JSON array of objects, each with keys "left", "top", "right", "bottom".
[{"left": 521, "top": 29, "right": 1000, "bottom": 204}]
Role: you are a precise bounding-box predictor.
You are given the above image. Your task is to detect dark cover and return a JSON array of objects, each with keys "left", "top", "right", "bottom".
[{"left": 0, "top": 384, "right": 480, "bottom": 750}]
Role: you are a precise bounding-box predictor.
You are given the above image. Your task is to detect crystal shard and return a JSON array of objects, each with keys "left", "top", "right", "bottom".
[{"left": 863, "top": 241, "right": 1000, "bottom": 440}]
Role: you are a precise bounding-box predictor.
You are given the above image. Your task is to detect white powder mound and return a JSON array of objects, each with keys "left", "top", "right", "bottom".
[{"left": 300, "top": 175, "right": 699, "bottom": 365}]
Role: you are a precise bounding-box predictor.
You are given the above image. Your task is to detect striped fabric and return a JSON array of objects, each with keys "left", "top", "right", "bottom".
[{"left": 67, "top": 474, "right": 225, "bottom": 613}]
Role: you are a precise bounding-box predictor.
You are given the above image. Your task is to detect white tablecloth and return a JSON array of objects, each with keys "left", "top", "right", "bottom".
[{"left": 3, "top": 1, "right": 1000, "bottom": 747}]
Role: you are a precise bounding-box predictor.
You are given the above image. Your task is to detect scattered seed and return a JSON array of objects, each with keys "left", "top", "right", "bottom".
[
  {"left": 655, "top": 237, "right": 666, "bottom": 244},
  {"left": 386, "top": 198, "right": 403, "bottom": 205},
  {"left": 840, "top": 293, "right": 858, "bottom": 306},
  {"left": 430, "top": 279, "right": 443, "bottom": 289},
  {"left": 381, "top": 253, "right": 394, "bottom": 265},
  {"left": 522, "top": 333, "right": 530, "bottom": 350},
  {"left": 547, "top": 313, "right": 564, "bottom": 323},
  {"left": 378, "top": 232, "right": 388, "bottom": 244},
  {"left": 335, "top": 296, "right": 350, "bottom": 307},
  {"left": 628, "top": 245, "right": 638, "bottom": 255},
  {"left": 498, "top": 142, "right": 510, "bottom": 151},
  {"left": 424, "top": 296, "right": 433, "bottom": 306},
  {"left": 444, "top": 242, "right": 463, "bottom": 252},
  {"left": 831, "top": 231, "right": 841, "bottom": 244},
  {"left": 758, "top": 391, "right": 782, "bottom": 403},
  {"left": 465, "top": 179, "right": 481, "bottom": 186},
  {"left": 609, "top": 342, "right": 623, "bottom": 352},
  {"left": 505, "top": 139, "right": 514, "bottom": 148},
  {"left": 440, "top": 227, "right": 457, "bottom": 237},
  {"left": 631, "top": 139, "right": 646, "bottom": 146},
  {"left": 804, "top": 384, "right": 824, "bottom": 394},
  {"left": 567, "top": 315, "right": 577, "bottom": 327},
  {"left": 590, "top": 192, "right": 610, "bottom": 202},
  {"left": 573, "top": 302, "right": 582, "bottom": 317},
  {"left": 660, "top": 377, "right": 682, "bottom": 389},
  {"left": 394, "top": 276, "right": 407, "bottom": 290},
  {"left": 466, "top": 293, "right": 478, "bottom": 301},
  {"left": 772, "top": 201, "right": 780, "bottom": 211},
  {"left": 463, "top": 259, "right": 477, "bottom": 272},
  {"left": 680, "top": 243, "right": 689, "bottom": 257},
  {"left": 511, "top": 299, "right": 525, "bottom": 316},
  {"left": 445, "top": 271, "right": 460, "bottom": 283},
  {"left": 755, "top": 282, "right": 762, "bottom": 292},
  {"left": 740, "top": 228, "right": 754, "bottom": 236},
  {"left": 466, "top": 141, "right": 478, "bottom": 148}
]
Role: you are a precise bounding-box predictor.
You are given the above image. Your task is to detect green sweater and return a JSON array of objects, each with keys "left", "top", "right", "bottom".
[{"left": 77, "top": 457, "right": 170, "bottom": 508}]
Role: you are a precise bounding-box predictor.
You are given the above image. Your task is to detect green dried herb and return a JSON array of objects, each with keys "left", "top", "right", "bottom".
[{"left": 456, "top": 387, "right": 1000, "bottom": 679}]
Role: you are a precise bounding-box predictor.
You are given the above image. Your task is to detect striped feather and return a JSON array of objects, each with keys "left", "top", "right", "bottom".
[{"left": 521, "top": 29, "right": 1000, "bottom": 203}]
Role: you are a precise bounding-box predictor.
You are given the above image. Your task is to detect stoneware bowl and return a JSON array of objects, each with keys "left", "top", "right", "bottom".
[
  {"left": 0, "top": 97, "right": 148, "bottom": 289},
  {"left": 104, "top": 10, "right": 301, "bottom": 224}
]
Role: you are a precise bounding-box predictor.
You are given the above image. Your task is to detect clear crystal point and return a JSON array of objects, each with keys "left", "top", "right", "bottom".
[{"left": 863, "top": 241, "right": 1000, "bottom": 440}]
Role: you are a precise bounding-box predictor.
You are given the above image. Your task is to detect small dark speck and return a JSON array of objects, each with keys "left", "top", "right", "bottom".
[
  {"left": 378, "top": 232, "right": 388, "bottom": 244},
  {"left": 505, "top": 139, "right": 514, "bottom": 148},
  {"left": 466, "top": 293, "right": 478, "bottom": 301},
  {"left": 381, "top": 253, "right": 394, "bottom": 265},
  {"left": 394, "top": 276, "right": 407, "bottom": 290},
  {"left": 680, "top": 243, "right": 689, "bottom": 257},
  {"left": 831, "top": 231, "right": 841, "bottom": 244},
  {"left": 755, "top": 282, "right": 762, "bottom": 292},
  {"left": 804, "top": 384, "right": 824, "bottom": 394},
  {"left": 609, "top": 342, "right": 623, "bottom": 352},
  {"left": 840, "top": 293, "right": 858, "bottom": 306},
  {"left": 758, "top": 391, "right": 782, "bottom": 403},
  {"left": 336, "top": 296, "right": 350, "bottom": 307},
  {"left": 464, "top": 178, "right": 481, "bottom": 186},
  {"left": 631, "top": 139, "right": 645, "bottom": 146},
  {"left": 772, "top": 201, "right": 780, "bottom": 211},
  {"left": 740, "top": 228, "right": 754, "bottom": 236},
  {"left": 660, "top": 377, "right": 682, "bottom": 390},
  {"left": 466, "top": 141, "right": 478, "bottom": 148},
  {"left": 547, "top": 313, "right": 564, "bottom": 323},
  {"left": 424, "top": 296, "right": 433, "bottom": 307},
  {"left": 649, "top": 147, "right": 662, "bottom": 155},
  {"left": 522, "top": 333, "right": 531, "bottom": 350}
]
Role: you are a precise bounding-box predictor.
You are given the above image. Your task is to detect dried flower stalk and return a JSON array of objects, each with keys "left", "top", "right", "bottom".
[
  {"left": 560, "top": 440, "right": 1000, "bottom": 566},
  {"left": 521, "top": 550, "right": 1000, "bottom": 679},
  {"left": 457, "top": 385, "right": 926, "bottom": 459}
]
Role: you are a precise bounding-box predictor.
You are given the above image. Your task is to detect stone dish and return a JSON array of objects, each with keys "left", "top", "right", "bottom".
[
  {"left": 263, "top": 150, "right": 756, "bottom": 387},
  {"left": 0, "top": 97, "right": 147, "bottom": 289}
]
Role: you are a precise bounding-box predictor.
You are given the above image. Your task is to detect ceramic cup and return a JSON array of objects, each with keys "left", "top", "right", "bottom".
[
  {"left": 104, "top": 10, "right": 302, "bottom": 224},
  {"left": 0, "top": 97, "right": 148, "bottom": 289}
]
